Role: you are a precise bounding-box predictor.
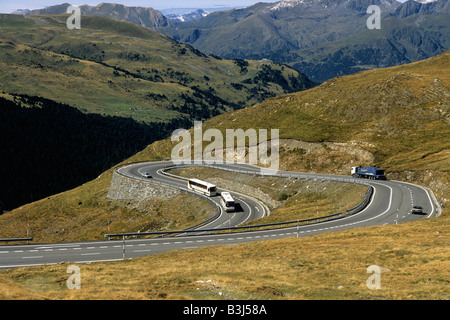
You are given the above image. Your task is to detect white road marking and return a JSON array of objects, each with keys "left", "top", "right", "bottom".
[{"left": 2, "top": 163, "right": 438, "bottom": 270}]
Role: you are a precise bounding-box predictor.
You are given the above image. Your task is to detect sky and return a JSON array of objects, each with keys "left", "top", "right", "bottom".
[
  {"left": 0, "top": 0, "right": 409, "bottom": 14},
  {"left": 0, "top": 0, "right": 278, "bottom": 13}
]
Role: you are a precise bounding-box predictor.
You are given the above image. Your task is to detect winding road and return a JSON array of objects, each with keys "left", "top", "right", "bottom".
[{"left": 0, "top": 161, "right": 440, "bottom": 269}]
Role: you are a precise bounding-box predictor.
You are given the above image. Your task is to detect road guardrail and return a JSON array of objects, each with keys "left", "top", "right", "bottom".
[
  {"left": 106, "top": 160, "right": 374, "bottom": 240},
  {"left": 0, "top": 237, "right": 33, "bottom": 244}
]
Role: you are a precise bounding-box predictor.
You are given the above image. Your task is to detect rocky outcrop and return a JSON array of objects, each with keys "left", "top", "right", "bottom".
[{"left": 107, "top": 171, "right": 181, "bottom": 201}]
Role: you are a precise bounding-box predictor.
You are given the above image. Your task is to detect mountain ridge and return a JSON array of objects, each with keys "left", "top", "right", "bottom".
[
  {"left": 14, "top": 1, "right": 449, "bottom": 82},
  {"left": 156, "top": 0, "right": 448, "bottom": 82},
  {"left": 29, "top": 2, "right": 171, "bottom": 28},
  {"left": 0, "top": 13, "right": 315, "bottom": 123}
]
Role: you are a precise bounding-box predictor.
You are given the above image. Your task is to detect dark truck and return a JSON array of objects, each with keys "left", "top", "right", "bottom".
[{"left": 351, "top": 166, "right": 386, "bottom": 180}]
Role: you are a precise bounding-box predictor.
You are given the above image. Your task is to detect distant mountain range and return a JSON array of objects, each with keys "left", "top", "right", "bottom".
[
  {"left": 290, "top": 0, "right": 450, "bottom": 81},
  {"left": 157, "top": 0, "right": 449, "bottom": 82},
  {"left": 165, "top": 9, "right": 209, "bottom": 22},
  {"left": 25, "top": 2, "right": 170, "bottom": 28},
  {"left": 12, "top": 0, "right": 450, "bottom": 82}
]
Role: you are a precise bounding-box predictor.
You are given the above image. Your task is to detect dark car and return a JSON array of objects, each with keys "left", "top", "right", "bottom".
[{"left": 411, "top": 206, "right": 423, "bottom": 214}]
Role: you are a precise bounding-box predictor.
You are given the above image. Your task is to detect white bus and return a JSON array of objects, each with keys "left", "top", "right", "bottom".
[
  {"left": 220, "top": 192, "right": 235, "bottom": 212},
  {"left": 187, "top": 178, "right": 217, "bottom": 196}
]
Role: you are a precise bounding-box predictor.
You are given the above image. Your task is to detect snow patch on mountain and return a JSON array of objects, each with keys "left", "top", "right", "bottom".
[{"left": 165, "top": 9, "right": 209, "bottom": 22}]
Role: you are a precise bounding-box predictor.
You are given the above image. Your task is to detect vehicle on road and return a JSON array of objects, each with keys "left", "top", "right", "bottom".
[
  {"left": 187, "top": 178, "right": 217, "bottom": 196},
  {"left": 220, "top": 192, "right": 236, "bottom": 212},
  {"left": 351, "top": 166, "right": 386, "bottom": 180},
  {"left": 141, "top": 172, "right": 152, "bottom": 178},
  {"left": 411, "top": 206, "right": 424, "bottom": 214}
]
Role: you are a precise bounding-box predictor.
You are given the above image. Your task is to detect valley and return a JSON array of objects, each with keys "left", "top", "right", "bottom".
[
  {"left": 0, "top": 13, "right": 314, "bottom": 123},
  {"left": 0, "top": 12, "right": 314, "bottom": 212},
  {"left": 18, "top": 1, "right": 450, "bottom": 82}
]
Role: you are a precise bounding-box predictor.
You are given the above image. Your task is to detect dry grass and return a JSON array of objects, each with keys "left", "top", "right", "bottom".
[
  {"left": 0, "top": 168, "right": 215, "bottom": 243},
  {"left": 0, "top": 209, "right": 448, "bottom": 300}
]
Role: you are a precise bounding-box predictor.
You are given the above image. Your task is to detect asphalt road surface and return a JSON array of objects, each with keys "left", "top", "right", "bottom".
[{"left": 0, "top": 161, "right": 440, "bottom": 269}]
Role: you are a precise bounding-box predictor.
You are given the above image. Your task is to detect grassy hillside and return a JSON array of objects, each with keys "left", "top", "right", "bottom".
[
  {"left": 0, "top": 12, "right": 315, "bottom": 212},
  {"left": 129, "top": 53, "right": 449, "bottom": 190},
  {"left": 0, "top": 14, "right": 314, "bottom": 123},
  {"left": 201, "top": 53, "right": 450, "bottom": 184},
  {"left": 0, "top": 53, "right": 448, "bottom": 300},
  {"left": 158, "top": 0, "right": 400, "bottom": 61},
  {"left": 30, "top": 2, "right": 171, "bottom": 29},
  {"left": 1, "top": 52, "right": 447, "bottom": 241},
  {"left": 0, "top": 217, "right": 448, "bottom": 300}
]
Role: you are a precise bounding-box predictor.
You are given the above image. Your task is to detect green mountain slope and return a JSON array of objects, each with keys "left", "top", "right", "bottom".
[
  {"left": 199, "top": 53, "right": 450, "bottom": 181},
  {"left": 21, "top": 1, "right": 449, "bottom": 83},
  {"left": 0, "top": 14, "right": 315, "bottom": 123},
  {"left": 29, "top": 2, "right": 171, "bottom": 28},
  {"left": 0, "top": 13, "right": 315, "bottom": 212},
  {"left": 158, "top": 0, "right": 401, "bottom": 59},
  {"left": 290, "top": 10, "right": 450, "bottom": 82}
]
